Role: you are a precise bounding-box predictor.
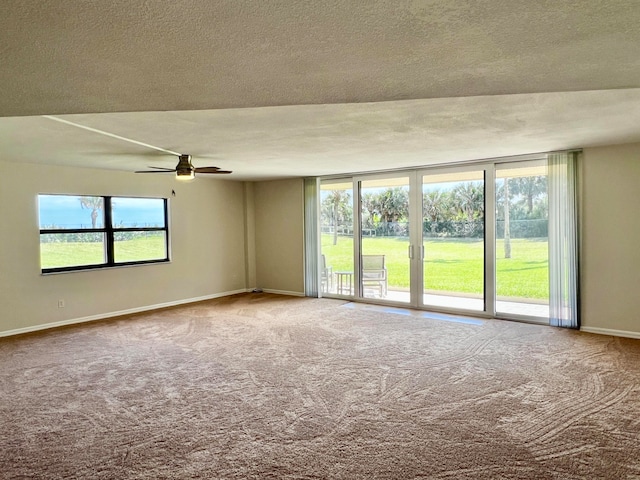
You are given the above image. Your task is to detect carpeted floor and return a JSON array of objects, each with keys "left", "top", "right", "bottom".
[{"left": 1, "top": 293, "right": 639, "bottom": 479}]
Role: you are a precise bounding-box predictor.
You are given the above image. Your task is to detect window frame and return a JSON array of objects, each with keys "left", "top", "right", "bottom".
[{"left": 39, "top": 195, "right": 170, "bottom": 274}]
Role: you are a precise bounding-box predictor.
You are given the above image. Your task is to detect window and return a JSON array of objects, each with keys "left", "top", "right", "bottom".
[{"left": 39, "top": 194, "right": 169, "bottom": 273}]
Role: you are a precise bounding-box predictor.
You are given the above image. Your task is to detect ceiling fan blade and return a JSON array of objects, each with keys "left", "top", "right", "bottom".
[
  {"left": 200, "top": 170, "right": 233, "bottom": 174},
  {"left": 194, "top": 166, "right": 221, "bottom": 173},
  {"left": 146, "top": 166, "right": 176, "bottom": 171},
  {"left": 134, "top": 170, "right": 175, "bottom": 173}
]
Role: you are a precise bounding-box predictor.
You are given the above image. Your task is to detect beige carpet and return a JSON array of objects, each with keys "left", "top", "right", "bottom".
[{"left": 1, "top": 293, "right": 639, "bottom": 479}]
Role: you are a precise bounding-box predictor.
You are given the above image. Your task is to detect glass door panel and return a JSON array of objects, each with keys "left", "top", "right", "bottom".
[
  {"left": 495, "top": 162, "right": 549, "bottom": 318},
  {"left": 320, "top": 180, "right": 354, "bottom": 296},
  {"left": 421, "top": 171, "right": 485, "bottom": 311},
  {"left": 360, "top": 176, "right": 411, "bottom": 304}
]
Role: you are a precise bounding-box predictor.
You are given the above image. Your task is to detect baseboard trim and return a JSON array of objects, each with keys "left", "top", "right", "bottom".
[
  {"left": 261, "top": 289, "right": 305, "bottom": 297},
  {"left": 0, "top": 289, "right": 249, "bottom": 338},
  {"left": 580, "top": 326, "right": 640, "bottom": 340}
]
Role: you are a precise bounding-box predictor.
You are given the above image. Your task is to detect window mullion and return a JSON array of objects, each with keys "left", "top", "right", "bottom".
[{"left": 104, "top": 197, "right": 115, "bottom": 264}]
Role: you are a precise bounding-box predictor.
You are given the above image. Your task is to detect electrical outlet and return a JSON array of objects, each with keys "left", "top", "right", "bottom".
[{"left": 58, "top": 299, "right": 65, "bottom": 308}]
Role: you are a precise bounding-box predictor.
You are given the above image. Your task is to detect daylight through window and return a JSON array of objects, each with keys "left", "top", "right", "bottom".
[{"left": 38, "top": 195, "right": 169, "bottom": 273}]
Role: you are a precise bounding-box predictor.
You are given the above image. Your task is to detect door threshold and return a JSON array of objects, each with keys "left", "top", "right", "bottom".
[{"left": 341, "top": 302, "right": 484, "bottom": 326}]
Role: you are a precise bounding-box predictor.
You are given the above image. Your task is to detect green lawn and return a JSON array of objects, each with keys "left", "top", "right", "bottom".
[
  {"left": 322, "top": 234, "right": 548, "bottom": 300},
  {"left": 42, "top": 234, "right": 548, "bottom": 301},
  {"left": 40, "top": 234, "right": 166, "bottom": 268}
]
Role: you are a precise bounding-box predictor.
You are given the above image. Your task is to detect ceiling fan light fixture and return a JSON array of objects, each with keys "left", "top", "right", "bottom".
[{"left": 176, "top": 170, "right": 195, "bottom": 181}]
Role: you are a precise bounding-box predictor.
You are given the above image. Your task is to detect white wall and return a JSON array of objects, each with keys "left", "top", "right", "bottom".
[
  {"left": 580, "top": 143, "right": 640, "bottom": 336},
  {"left": 254, "top": 178, "right": 305, "bottom": 295},
  {"left": 0, "top": 161, "right": 248, "bottom": 335}
]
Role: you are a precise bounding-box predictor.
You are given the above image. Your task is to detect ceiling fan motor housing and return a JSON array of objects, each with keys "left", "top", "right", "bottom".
[
  {"left": 175, "top": 154, "right": 196, "bottom": 180},
  {"left": 176, "top": 154, "right": 194, "bottom": 174}
]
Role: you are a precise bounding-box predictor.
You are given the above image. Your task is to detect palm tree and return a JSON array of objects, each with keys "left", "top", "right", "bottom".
[
  {"left": 323, "top": 190, "right": 351, "bottom": 245},
  {"left": 79, "top": 196, "right": 104, "bottom": 228},
  {"left": 377, "top": 188, "right": 409, "bottom": 235},
  {"left": 361, "top": 192, "right": 378, "bottom": 230},
  {"left": 423, "top": 189, "right": 446, "bottom": 235},
  {"left": 452, "top": 182, "right": 484, "bottom": 221},
  {"left": 511, "top": 176, "right": 547, "bottom": 216}
]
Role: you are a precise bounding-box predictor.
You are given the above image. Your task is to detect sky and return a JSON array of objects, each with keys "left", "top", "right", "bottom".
[{"left": 39, "top": 195, "right": 165, "bottom": 229}]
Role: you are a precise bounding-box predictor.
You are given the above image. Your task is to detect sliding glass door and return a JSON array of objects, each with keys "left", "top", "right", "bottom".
[
  {"left": 495, "top": 161, "right": 549, "bottom": 318},
  {"left": 318, "top": 157, "right": 554, "bottom": 322},
  {"left": 359, "top": 175, "right": 411, "bottom": 304},
  {"left": 319, "top": 180, "right": 354, "bottom": 296},
  {"left": 421, "top": 170, "right": 485, "bottom": 312}
]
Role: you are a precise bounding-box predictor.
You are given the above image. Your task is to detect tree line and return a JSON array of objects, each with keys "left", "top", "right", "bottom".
[{"left": 321, "top": 176, "right": 548, "bottom": 255}]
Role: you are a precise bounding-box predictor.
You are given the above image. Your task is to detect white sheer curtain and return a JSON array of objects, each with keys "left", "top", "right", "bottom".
[
  {"left": 303, "top": 177, "right": 320, "bottom": 297},
  {"left": 548, "top": 152, "right": 579, "bottom": 328}
]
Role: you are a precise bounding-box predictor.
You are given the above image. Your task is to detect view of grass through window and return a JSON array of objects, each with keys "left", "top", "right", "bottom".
[
  {"left": 39, "top": 195, "right": 168, "bottom": 272},
  {"left": 422, "top": 170, "right": 485, "bottom": 310},
  {"left": 321, "top": 236, "right": 548, "bottom": 299},
  {"left": 321, "top": 165, "right": 549, "bottom": 317},
  {"left": 496, "top": 162, "right": 549, "bottom": 315}
]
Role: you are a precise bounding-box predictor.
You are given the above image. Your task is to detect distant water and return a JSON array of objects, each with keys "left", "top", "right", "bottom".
[{"left": 39, "top": 195, "right": 165, "bottom": 229}]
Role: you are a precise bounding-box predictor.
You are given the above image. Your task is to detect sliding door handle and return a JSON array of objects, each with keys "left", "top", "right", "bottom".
[{"left": 408, "top": 245, "right": 424, "bottom": 259}]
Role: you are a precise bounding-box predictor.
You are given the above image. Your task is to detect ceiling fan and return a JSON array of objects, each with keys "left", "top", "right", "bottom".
[
  {"left": 135, "top": 154, "right": 232, "bottom": 181},
  {"left": 40, "top": 118, "right": 232, "bottom": 182}
]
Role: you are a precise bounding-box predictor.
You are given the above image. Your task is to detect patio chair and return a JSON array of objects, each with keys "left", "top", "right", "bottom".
[
  {"left": 362, "top": 254, "right": 387, "bottom": 297},
  {"left": 321, "top": 254, "right": 333, "bottom": 293}
]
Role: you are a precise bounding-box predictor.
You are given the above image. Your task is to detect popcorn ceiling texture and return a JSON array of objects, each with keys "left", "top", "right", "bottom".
[
  {"left": 1, "top": 0, "right": 640, "bottom": 117},
  {"left": 2, "top": 1, "right": 640, "bottom": 179},
  {"left": 2, "top": 89, "right": 640, "bottom": 180}
]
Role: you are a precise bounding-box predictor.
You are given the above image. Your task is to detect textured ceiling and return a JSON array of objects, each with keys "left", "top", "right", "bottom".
[{"left": 1, "top": 1, "right": 640, "bottom": 180}]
